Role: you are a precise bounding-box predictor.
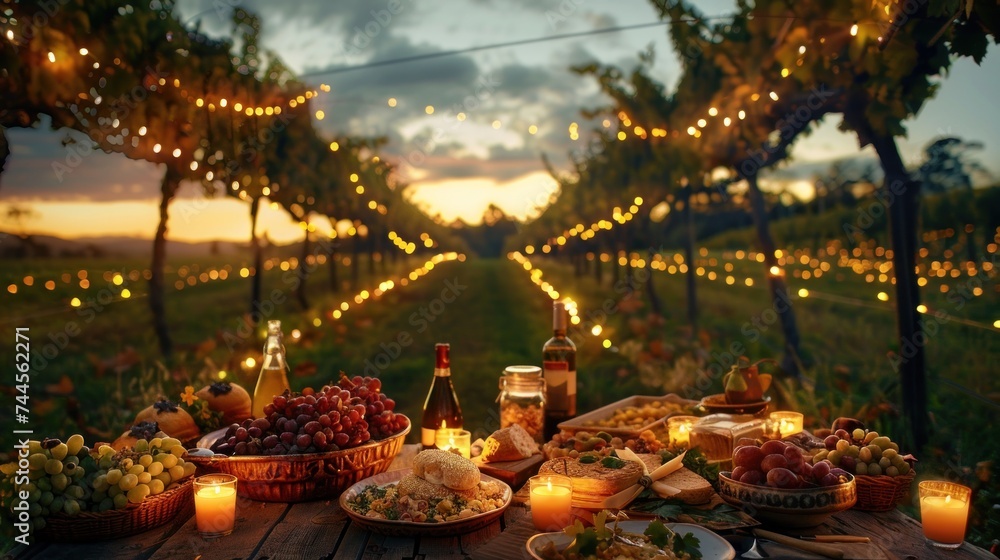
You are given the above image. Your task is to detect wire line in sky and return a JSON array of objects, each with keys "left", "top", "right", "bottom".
[{"left": 299, "top": 20, "right": 677, "bottom": 78}]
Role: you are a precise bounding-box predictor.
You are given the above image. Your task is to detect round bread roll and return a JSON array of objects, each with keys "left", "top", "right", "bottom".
[{"left": 412, "top": 449, "right": 480, "bottom": 491}]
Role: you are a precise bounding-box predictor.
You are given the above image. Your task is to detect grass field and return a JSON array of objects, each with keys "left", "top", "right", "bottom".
[{"left": 2, "top": 239, "right": 999, "bottom": 543}]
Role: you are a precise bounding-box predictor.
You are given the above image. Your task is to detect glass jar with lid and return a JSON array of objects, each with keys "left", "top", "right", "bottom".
[{"left": 498, "top": 365, "right": 546, "bottom": 443}]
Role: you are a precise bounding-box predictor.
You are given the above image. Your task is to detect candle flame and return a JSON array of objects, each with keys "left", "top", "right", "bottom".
[
  {"left": 546, "top": 481, "right": 553, "bottom": 491},
  {"left": 945, "top": 494, "right": 951, "bottom": 504},
  {"left": 214, "top": 485, "right": 221, "bottom": 495}
]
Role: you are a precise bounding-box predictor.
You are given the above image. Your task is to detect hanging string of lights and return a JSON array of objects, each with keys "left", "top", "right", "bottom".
[{"left": 508, "top": 251, "right": 615, "bottom": 349}]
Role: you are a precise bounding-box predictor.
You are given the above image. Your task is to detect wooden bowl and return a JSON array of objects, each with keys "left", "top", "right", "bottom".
[
  {"left": 717, "top": 471, "right": 856, "bottom": 528},
  {"left": 186, "top": 420, "right": 409, "bottom": 502},
  {"left": 699, "top": 394, "right": 771, "bottom": 415}
]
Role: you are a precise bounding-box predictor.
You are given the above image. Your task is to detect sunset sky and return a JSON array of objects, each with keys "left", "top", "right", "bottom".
[{"left": 2, "top": 0, "right": 998, "bottom": 243}]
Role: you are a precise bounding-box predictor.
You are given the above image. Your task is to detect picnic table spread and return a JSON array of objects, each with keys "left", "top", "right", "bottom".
[{"left": 7, "top": 445, "right": 994, "bottom": 560}]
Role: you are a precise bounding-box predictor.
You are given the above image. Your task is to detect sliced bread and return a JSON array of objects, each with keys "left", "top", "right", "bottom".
[{"left": 481, "top": 424, "right": 538, "bottom": 462}]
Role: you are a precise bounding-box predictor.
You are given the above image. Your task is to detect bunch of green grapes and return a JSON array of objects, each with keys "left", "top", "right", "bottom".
[
  {"left": 90, "top": 436, "right": 197, "bottom": 512},
  {"left": 812, "top": 429, "right": 912, "bottom": 477},
  {"left": 1, "top": 434, "right": 197, "bottom": 532},
  {"left": 0, "top": 434, "right": 93, "bottom": 531}
]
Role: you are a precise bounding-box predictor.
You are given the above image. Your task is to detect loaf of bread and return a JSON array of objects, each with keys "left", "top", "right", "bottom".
[
  {"left": 399, "top": 474, "right": 483, "bottom": 500},
  {"left": 538, "top": 455, "right": 644, "bottom": 497},
  {"left": 655, "top": 467, "right": 715, "bottom": 505},
  {"left": 412, "top": 449, "right": 480, "bottom": 491},
  {"left": 481, "top": 424, "right": 538, "bottom": 462}
]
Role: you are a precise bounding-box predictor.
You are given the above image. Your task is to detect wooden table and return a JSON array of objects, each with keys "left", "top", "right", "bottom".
[{"left": 7, "top": 445, "right": 995, "bottom": 560}]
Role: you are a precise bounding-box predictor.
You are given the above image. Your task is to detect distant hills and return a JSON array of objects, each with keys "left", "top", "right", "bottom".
[{"left": 0, "top": 231, "right": 252, "bottom": 259}]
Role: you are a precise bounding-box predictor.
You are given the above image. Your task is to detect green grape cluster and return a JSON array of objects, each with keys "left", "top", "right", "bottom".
[
  {"left": 1, "top": 433, "right": 197, "bottom": 533},
  {"left": 92, "top": 436, "right": 197, "bottom": 512},
  {"left": 812, "top": 429, "right": 912, "bottom": 477}
]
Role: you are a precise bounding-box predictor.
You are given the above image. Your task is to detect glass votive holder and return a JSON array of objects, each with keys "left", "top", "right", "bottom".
[
  {"left": 769, "top": 411, "right": 804, "bottom": 438},
  {"left": 919, "top": 480, "right": 971, "bottom": 549},
  {"left": 435, "top": 428, "right": 471, "bottom": 459},
  {"left": 529, "top": 474, "right": 573, "bottom": 531},
  {"left": 194, "top": 474, "right": 238, "bottom": 538},
  {"left": 667, "top": 416, "right": 699, "bottom": 447}
]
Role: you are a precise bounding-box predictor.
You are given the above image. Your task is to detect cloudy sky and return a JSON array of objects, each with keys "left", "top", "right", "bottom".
[{"left": 2, "top": 0, "right": 998, "bottom": 242}]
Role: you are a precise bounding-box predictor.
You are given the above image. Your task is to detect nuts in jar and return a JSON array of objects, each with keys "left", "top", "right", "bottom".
[
  {"left": 500, "top": 402, "right": 544, "bottom": 441},
  {"left": 498, "top": 366, "right": 546, "bottom": 443}
]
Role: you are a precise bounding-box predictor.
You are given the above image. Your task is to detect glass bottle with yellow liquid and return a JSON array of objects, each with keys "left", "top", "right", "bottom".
[{"left": 251, "top": 320, "right": 291, "bottom": 418}]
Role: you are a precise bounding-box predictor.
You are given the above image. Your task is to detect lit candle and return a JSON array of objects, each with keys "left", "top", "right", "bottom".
[
  {"left": 194, "top": 474, "right": 237, "bottom": 538},
  {"left": 529, "top": 474, "right": 573, "bottom": 531},
  {"left": 435, "top": 428, "right": 471, "bottom": 459},
  {"left": 667, "top": 416, "right": 699, "bottom": 447},
  {"left": 919, "top": 481, "right": 971, "bottom": 549},
  {"left": 769, "top": 411, "right": 804, "bottom": 438}
]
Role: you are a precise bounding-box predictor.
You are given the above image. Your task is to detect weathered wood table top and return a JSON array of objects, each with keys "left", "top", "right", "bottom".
[{"left": 6, "top": 445, "right": 995, "bottom": 560}]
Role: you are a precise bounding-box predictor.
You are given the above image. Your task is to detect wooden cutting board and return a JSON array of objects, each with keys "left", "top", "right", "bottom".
[{"left": 473, "top": 453, "right": 544, "bottom": 489}]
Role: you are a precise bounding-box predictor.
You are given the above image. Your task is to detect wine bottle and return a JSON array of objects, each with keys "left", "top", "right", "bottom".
[
  {"left": 421, "top": 343, "right": 463, "bottom": 448},
  {"left": 542, "top": 302, "right": 576, "bottom": 440},
  {"left": 251, "top": 320, "right": 291, "bottom": 418}
]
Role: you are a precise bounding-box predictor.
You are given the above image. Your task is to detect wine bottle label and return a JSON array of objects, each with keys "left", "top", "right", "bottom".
[
  {"left": 421, "top": 427, "right": 436, "bottom": 447},
  {"left": 543, "top": 361, "right": 576, "bottom": 412}
]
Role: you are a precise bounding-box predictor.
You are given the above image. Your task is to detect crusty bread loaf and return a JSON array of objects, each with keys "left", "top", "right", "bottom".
[
  {"left": 657, "top": 468, "right": 714, "bottom": 504},
  {"left": 482, "top": 424, "right": 538, "bottom": 462},
  {"left": 412, "top": 449, "right": 480, "bottom": 491},
  {"left": 538, "top": 456, "right": 644, "bottom": 496},
  {"left": 398, "top": 474, "right": 476, "bottom": 500}
]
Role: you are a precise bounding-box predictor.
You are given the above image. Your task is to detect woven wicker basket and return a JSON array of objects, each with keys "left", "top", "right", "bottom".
[
  {"left": 853, "top": 470, "right": 916, "bottom": 512},
  {"left": 186, "top": 420, "right": 409, "bottom": 502},
  {"left": 37, "top": 478, "right": 193, "bottom": 542}
]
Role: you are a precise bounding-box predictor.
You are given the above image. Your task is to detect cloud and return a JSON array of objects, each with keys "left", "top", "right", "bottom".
[{"left": 2, "top": 127, "right": 163, "bottom": 202}]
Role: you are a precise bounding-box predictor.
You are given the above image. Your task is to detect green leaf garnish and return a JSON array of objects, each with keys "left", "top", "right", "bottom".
[
  {"left": 674, "top": 532, "right": 703, "bottom": 560},
  {"left": 643, "top": 519, "right": 674, "bottom": 548}
]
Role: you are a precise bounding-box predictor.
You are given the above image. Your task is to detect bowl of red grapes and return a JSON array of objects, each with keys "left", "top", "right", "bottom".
[
  {"left": 717, "top": 439, "right": 857, "bottom": 527},
  {"left": 186, "top": 374, "right": 410, "bottom": 502}
]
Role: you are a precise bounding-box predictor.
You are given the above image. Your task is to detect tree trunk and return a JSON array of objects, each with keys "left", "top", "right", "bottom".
[
  {"left": 747, "top": 174, "right": 803, "bottom": 378},
  {"left": 611, "top": 248, "right": 620, "bottom": 286},
  {"left": 328, "top": 248, "right": 340, "bottom": 293},
  {"left": 594, "top": 240, "right": 603, "bottom": 285},
  {"left": 149, "top": 167, "right": 181, "bottom": 358},
  {"left": 0, "top": 125, "right": 9, "bottom": 192},
  {"left": 295, "top": 230, "right": 310, "bottom": 310},
  {"left": 869, "top": 132, "right": 928, "bottom": 452},
  {"left": 368, "top": 233, "right": 376, "bottom": 277},
  {"left": 645, "top": 250, "right": 663, "bottom": 316},
  {"left": 249, "top": 198, "right": 263, "bottom": 324},
  {"left": 681, "top": 187, "right": 698, "bottom": 337},
  {"left": 351, "top": 233, "right": 360, "bottom": 291}
]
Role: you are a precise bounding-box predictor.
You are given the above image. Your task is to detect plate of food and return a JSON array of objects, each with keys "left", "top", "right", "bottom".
[
  {"left": 340, "top": 449, "right": 512, "bottom": 536},
  {"left": 526, "top": 513, "right": 735, "bottom": 560}
]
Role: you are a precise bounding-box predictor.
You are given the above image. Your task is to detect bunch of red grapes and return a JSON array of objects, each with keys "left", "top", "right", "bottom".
[
  {"left": 213, "top": 375, "right": 408, "bottom": 456},
  {"left": 730, "top": 439, "right": 851, "bottom": 489}
]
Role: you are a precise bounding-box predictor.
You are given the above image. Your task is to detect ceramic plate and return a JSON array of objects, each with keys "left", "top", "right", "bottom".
[
  {"left": 526, "top": 520, "right": 735, "bottom": 559},
  {"left": 340, "top": 469, "right": 512, "bottom": 537}
]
